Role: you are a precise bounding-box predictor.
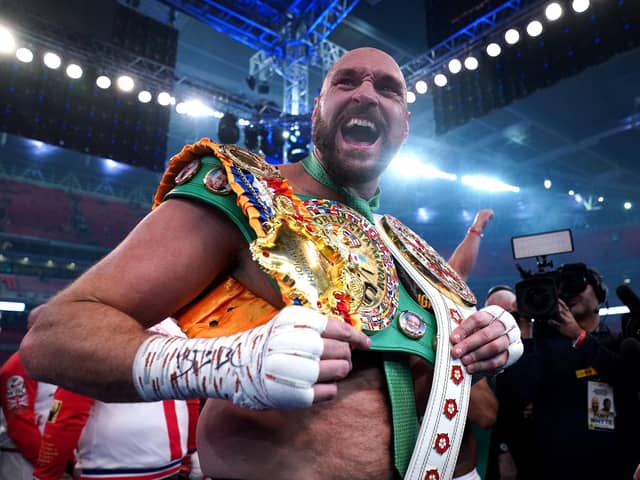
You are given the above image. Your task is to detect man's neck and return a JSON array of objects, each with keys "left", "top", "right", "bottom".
[
  {"left": 279, "top": 162, "right": 344, "bottom": 201},
  {"left": 312, "top": 147, "right": 379, "bottom": 200}
]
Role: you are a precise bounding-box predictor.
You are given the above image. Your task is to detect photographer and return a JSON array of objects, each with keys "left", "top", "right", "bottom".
[{"left": 495, "top": 263, "right": 639, "bottom": 479}]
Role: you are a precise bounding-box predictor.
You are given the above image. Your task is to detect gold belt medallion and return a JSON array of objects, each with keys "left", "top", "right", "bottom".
[
  {"left": 250, "top": 198, "right": 398, "bottom": 332},
  {"left": 303, "top": 200, "right": 398, "bottom": 331},
  {"left": 381, "top": 214, "right": 476, "bottom": 307}
]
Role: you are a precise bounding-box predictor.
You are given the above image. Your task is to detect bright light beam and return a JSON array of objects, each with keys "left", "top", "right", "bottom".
[
  {"left": 391, "top": 153, "right": 456, "bottom": 180},
  {"left": 461, "top": 175, "right": 520, "bottom": 192}
]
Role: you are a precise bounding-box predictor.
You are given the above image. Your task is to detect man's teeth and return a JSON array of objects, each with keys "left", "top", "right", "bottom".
[{"left": 345, "top": 118, "right": 377, "bottom": 131}]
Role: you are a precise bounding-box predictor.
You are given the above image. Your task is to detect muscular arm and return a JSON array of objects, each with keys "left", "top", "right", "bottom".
[
  {"left": 20, "top": 196, "right": 369, "bottom": 406},
  {"left": 20, "top": 198, "right": 245, "bottom": 401}
]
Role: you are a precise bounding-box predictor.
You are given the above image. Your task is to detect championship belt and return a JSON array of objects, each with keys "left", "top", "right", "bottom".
[
  {"left": 212, "top": 144, "right": 474, "bottom": 479},
  {"left": 375, "top": 214, "right": 476, "bottom": 480},
  {"left": 213, "top": 144, "right": 398, "bottom": 330}
]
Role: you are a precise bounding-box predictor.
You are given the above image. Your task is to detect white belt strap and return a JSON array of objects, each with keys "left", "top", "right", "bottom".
[{"left": 375, "top": 215, "right": 474, "bottom": 480}]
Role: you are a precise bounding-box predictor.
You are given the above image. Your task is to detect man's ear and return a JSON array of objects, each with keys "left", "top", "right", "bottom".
[
  {"left": 311, "top": 96, "right": 320, "bottom": 122},
  {"left": 402, "top": 109, "right": 411, "bottom": 142}
]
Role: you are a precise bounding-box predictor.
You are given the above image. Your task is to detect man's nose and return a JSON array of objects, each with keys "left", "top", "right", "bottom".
[{"left": 352, "top": 80, "right": 378, "bottom": 105}]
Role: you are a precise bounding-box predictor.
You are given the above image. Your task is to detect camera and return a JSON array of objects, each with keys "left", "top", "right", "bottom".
[
  {"left": 511, "top": 229, "right": 607, "bottom": 337},
  {"left": 516, "top": 263, "right": 604, "bottom": 317}
]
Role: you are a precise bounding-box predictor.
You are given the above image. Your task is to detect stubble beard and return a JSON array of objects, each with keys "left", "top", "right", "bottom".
[{"left": 311, "top": 111, "right": 398, "bottom": 189}]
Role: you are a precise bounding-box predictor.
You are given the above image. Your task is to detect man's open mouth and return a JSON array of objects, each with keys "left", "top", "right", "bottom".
[{"left": 340, "top": 117, "right": 380, "bottom": 145}]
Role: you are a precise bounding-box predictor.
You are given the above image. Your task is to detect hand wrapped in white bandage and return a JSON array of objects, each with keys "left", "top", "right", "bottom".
[
  {"left": 133, "top": 306, "right": 371, "bottom": 409},
  {"left": 449, "top": 305, "right": 523, "bottom": 374}
]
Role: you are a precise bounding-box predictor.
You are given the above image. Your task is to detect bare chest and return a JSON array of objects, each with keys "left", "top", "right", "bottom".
[{"left": 197, "top": 364, "right": 396, "bottom": 480}]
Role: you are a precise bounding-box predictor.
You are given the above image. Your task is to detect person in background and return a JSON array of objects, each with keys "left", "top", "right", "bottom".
[
  {"left": 33, "top": 319, "right": 202, "bottom": 480},
  {"left": 494, "top": 264, "right": 639, "bottom": 479},
  {"left": 0, "top": 351, "right": 58, "bottom": 480}
]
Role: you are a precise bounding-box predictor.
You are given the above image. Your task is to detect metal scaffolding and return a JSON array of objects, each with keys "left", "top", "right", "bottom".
[{"left": 158, "top": 0, "right": 357, "bottom": 114}]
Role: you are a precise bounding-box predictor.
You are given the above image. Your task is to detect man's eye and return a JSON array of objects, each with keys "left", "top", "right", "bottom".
[
  {"left": 337, "top": 78, "right": 356, "bottom": 87},
  {"left": 380, "top": 85, "right": 400, "bottom": 94}
]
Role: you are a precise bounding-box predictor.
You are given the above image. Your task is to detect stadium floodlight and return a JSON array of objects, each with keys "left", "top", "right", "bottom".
[
  {"left": 572, "top": 0, "right": 590, "bottom": 13},
  {"left": 415, "top": 80, "right": 428, "bottom": 94},
  {"left": 138, "top": 90, "right": 152, "bottom": 103},
  {"left": 486, "top": 43, "right": 502, "bottom": 57},
  {"left": 448, "top": 59, "right": 462, "bottom": 74},
  {"left": 526, "top": 20, "right": 543, "bottom": 37},
  {"left": 16, "top": 47, "right": 33, "bottom": 63},
  {"left": 545, "top": 2, "right": 563, "bottom": 21},
  {"left": 0, "top": 26, "right": 16, "bottom": 54},
  {"left": 66, "top": 63, "right": 83, "bottom": 79},
  {"left": 434, "top": 74, "right": 448, "bottom": 87},
  {"left": 43, "top": 52, "right": 61, "bottom": 69},
  {"left": 117, "top": 75, "right": 135, "bottom": 92},
  {"left": 464, "top": 56, "right": 479, "bottom": 70},
  {"left": 157, "top": 91, "right": 172, "bottom": 106},
  {"left": 96, "top": 75, "right": 111, "bottom": 89},
  {"left": 505, "top": 28, "right": 520, "bottom": 45}
]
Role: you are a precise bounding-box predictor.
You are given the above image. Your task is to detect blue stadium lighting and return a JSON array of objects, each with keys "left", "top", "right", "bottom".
[
  {"left": 27, "top": 138, "right": 56, "bottom": 157},
  {"left": 416, "top": 207, "right": 430, "bottom": 223},
  {"left": 461, "top": 175, "right": 520, "bottom": 192},
  {"left": 99, "top": 157, "right": 131, "bottom": 175},
  {"left": 176, "top": 102, "right": 188, "bottom": 114},
  {"left": 391, "top": 153, "right": 456, "bottom": 180}
]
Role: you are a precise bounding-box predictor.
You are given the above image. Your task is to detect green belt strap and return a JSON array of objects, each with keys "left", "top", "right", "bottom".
[{"left": 384, "top": 354, "right": 418, "bottom": 477}]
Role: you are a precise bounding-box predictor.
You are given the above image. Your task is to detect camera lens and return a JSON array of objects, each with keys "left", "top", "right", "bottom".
[
  {"left": 525, "top": 286, "right": 554, "bottom": 311},
  {"left": 516, "top": 276, "right": 559, "bottom": 321}
]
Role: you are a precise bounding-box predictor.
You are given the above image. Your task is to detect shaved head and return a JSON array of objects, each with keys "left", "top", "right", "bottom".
[
  {"left": 320, "top": 47, "right": 408, "bottom": 97},
  {"left": 311, "top": 47, "right": 410, "bottom": 196}
]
